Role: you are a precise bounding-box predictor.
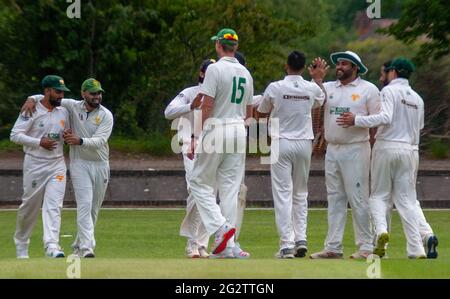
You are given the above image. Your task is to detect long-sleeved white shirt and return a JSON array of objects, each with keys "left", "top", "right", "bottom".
[
  {"left": 323, "top": 77, "right": 380, "bottom": 144},
  {"left": 10, "top": 100, "right": 69, "bottom": 159},
  {"left": 354, "top": 78, "right": 424, "bottom": 145},
  {"left": 32, "top": 95, "right": 114, "bottom": 162},
  {"left": 257, "top": 75, "right": 325, "bottom": 140},
  {"left": 164, "top": 85, "right": 202, "bottom": 144}
]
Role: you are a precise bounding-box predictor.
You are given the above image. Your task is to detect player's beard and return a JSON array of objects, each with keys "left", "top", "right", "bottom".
[
  {"left": 336, "top": 68, "right": 353, "bottom": 81},
  {"left": 85, "top": 97, "right": 101, "bottom": 109},
  {"left": 49, "top": 95, "right": 62, "bottom": 107}
]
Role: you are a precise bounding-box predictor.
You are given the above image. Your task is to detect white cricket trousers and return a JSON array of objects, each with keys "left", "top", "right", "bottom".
[
  {"left": 14, "top": 155, "right": 66, "bottom": 249},
  {"left": 370, "top": 141, "right": 425, "bottom": 256},
  {"left": 386, "top": 149, "right": 433, "bottom": 242},
  {"left": 70, "top": 160, "right": 110, "bottom": 251},
  {"left": 179, "top": 154, "right": 209, "bottom": 248},
  {"left": 270, "top": 139, "right": 312, "bottom": 250},
  {"left": 324, "top": 142, "right": 373, "bottom": 253},
  {"left": 190, "top": 124, "right": 246, "bottom": 239}
]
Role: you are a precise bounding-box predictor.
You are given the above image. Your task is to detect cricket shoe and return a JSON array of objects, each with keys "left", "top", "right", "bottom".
[
  {"left": 309, "top": 250, "right": 343, "bottom": 259},
  {"left": 186, "top": 240, "right": 200, "bottom": 258},
  {"left": 81, "top": 248, "right": 95, "bottom": 258},
  {"left": 211, "top": 223, "right": 235, "bottom": 255},
  {"left": 275, "top": 248, "right": 295, "bottom": 259},
  {"left": 408, "top": 254, "right": 426, "bottom": 259},
  {"left": 374, "top": 232, "right": 389, "bottom": 258},
  {"left": 349, "top": 250, "right": 372, "bottom": 260},
  {"left": 424, "top": 235, "right": 438, "bottom": 259},
  {"left": 198, "top": 246, "right": 210, "bottom": 258},
  {"left": 232, "top": 242, "right": 250, "bottom": 259},
  {"left": 46, "top": 246, "right": 65, "bottom": 258},
  {"left": 16, "top": 245, "right": 29, "bottom": 259},
  {"left": 294, "top": 240, "right": 308, "bottom": 258},
  {"left": 209, "top": 247, "right": 234, "bottom": 259}
]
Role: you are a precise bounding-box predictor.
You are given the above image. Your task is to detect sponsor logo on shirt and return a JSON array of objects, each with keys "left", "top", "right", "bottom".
[
  {"left": 60, "top": 120, "right": 65, "bottom": 128},
  {"left": 47, "top": 133, "right": 60, "bottom": 141},
  {"left": 39, "top": 122, "right": 44, "bottom": 127},
  {"left": 351, "top": 94, "right": 360, "bottom": 101},
  {"left": 401, "top": 99, "right": 418, "bottom": 109},
  {"left": 282, "top": 95, "right": 310, "bottom": 101},
  {"left": 56, "top": 175, "right": 65, "bottom": 182},
  {"left": 95, "top": 116, "right": 101, "bottom": 125},
  {"left": 32, "top": 180, "right": 37, "bottom": 188},
  {"left": 79, "top": 113, "right": 84, "bottom": 121},
  {"left": 329, "top": 106, "right": 350, "bottom": 115}
]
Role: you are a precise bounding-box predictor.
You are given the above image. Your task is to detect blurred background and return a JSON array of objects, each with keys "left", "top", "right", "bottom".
[{"left": 0, "top": 0, "right": 448, "bottom": 158}]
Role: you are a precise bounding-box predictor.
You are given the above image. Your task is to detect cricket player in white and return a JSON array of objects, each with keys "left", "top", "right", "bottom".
[
  {"left": 337, "top": 58, "right": 437, "bottom": 258},
  {"left": 11, "top": 75, "right": 70, "bottom": 258},
  {"left": 309, "top": 51, "right": 379, "bottom": 259},
  {"left": 189, "top": 28, "right": 254, "bottom": 257},
  {"left": 257, "top": 51, "right": 325, "bottom": 259},
  {"left": 24, "top": 78, "right": 113, "bottom": 258},
  {"left": 165, "top": 59, "right": 215, "bottom": 258},
  {"left": 379, "top": 63, "right": 438, "bottom": 259}
]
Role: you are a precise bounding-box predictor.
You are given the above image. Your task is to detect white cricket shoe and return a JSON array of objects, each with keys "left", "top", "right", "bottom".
[
  {"left": 16, "top": 245, "right": 29, "bottom": 259},
  {"left": 46, "top": 246, "right": 65, "bottom": 258},
  {"left": 211, "top": 223, "right": 235, "bottom": 255}
]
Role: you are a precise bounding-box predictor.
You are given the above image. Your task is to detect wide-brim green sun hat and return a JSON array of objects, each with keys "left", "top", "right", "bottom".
[{"left": 330, "top": 51, "right": 368, "bottom": 75}]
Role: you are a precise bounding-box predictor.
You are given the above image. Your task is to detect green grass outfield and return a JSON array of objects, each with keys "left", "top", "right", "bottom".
[{"left": 0, "top": 209, "right": 448, "bottom": 279}]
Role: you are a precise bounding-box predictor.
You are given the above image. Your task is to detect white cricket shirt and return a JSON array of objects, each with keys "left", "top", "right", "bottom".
[
  {"left": 355, "top": 78, "right": 424, "bottom": 145},
  {"left": 164, "top": 85, "right": 202, "bottom": 144},
  {"left": 323, "top": 77, "right": 380, "bottom": 144},
  {"left": 258, "top": 75, "right": 325, "bottom": 140},
  {"left": 200, "top": 56, "right": 254, "bottom": 125},
  {"left": 10, "top": 101, "right": 69, "bottom": 159}
]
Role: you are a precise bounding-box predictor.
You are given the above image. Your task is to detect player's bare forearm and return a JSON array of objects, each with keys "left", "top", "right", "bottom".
[{"left": 200, "top": 95, "right": 214, "bottom": 130}]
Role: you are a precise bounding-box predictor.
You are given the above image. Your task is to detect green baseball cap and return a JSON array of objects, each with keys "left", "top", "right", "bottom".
[
  {"left": 210, "top": 28, "right": 239, "bottom": 45},
  {"left": 385, "top": 58, "right": 415, "bottom": 77},
  {"left": 81, "top": 78, "right": 105, "bottom": 93},
  {"left": 41, "top": 75, "right": 70, "bottom": 91}
]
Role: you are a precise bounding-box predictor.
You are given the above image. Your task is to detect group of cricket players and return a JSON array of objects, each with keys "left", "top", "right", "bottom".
[
  {"left": 165, "top": 28, "right": 438, "bottom": 260},
  {"left": 10, "top": 26, "right": 438, "bottom": 261}
]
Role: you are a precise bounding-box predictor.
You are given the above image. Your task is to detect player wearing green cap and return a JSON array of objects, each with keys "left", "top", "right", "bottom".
[
  {"left": 22, "top": 78, "right": 113, "bottom": 258},
  {"left": 11, "top": 75, "right": 70, "bottom": 258},
  {"left": 189, "top": 28, "right": 254, "bottom": 258},
  {"left": 336, "top": 57, "right": 436, "bottom": 258}
]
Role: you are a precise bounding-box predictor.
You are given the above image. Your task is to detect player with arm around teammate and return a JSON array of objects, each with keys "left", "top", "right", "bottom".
[{"left": 22, "top": 78, "right": 113, "bottom": 258}]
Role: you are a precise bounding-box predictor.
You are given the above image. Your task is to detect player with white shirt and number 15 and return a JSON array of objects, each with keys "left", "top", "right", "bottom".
[
  {"left": 257, "top": 51, "right": 325, "bottom": 259},
  {"left": 189, "top": 28, "right": 254, "bottom": 258}
]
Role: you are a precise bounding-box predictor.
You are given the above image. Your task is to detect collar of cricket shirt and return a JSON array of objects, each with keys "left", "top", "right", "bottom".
[
  {"left": 336, "top": 76, "right": 361, "bottom": 87},
  {"left": 285, "top": 75, "right": 303, "bottom": 81},
  {"left": 221, "top": 56, "right": 239, "bottom": 63},
  {"left": 389, "top": 78, "right": 410, "bottom": 86}
]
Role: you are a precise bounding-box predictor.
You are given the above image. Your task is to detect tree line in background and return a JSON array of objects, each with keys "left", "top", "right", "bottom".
[{"left": 0, "top": 0, "right": 448, "bottom": 154}]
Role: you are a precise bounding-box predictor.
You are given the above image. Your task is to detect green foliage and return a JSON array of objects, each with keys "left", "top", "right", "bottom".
[
  {"left": 382, "top": 0, "right": 450, "bottom": 63},
  {"left": 427, "top": 139, "right": 449, "bottom": 159},
  {"left": 109, "top": 133, "right": 174, "bottom": 156}
]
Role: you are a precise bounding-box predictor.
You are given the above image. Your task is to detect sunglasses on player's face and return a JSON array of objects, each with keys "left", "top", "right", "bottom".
[{"left": 89, "top": 91, "right": 102, "bottom": 96}]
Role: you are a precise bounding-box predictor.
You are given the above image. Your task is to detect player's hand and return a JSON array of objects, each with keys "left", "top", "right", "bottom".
[
  {"left": 21, "top": 98, "right": 37, "bottom": 117},
  {"left": 336, "top": 112, "right": 356, "bottom": 128},
  {"left": 40, "top": 137, "right": 58, "bottom": 151},
  {"left": 308, "top": 57, "right": 329, "bottom": 82},
  {"left": 187, "top": 138, "right": 196, "bottom": 160},
  {"left": 63, "top": 130, "right": 82, "bottom": 145},
  {"left": 191, "top": 93, "right": 203, "bottom": 110}
]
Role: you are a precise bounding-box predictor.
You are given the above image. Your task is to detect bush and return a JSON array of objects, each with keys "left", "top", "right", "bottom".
[{"left": 428, "top": 139, "right": 449, "bottom": 159}]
